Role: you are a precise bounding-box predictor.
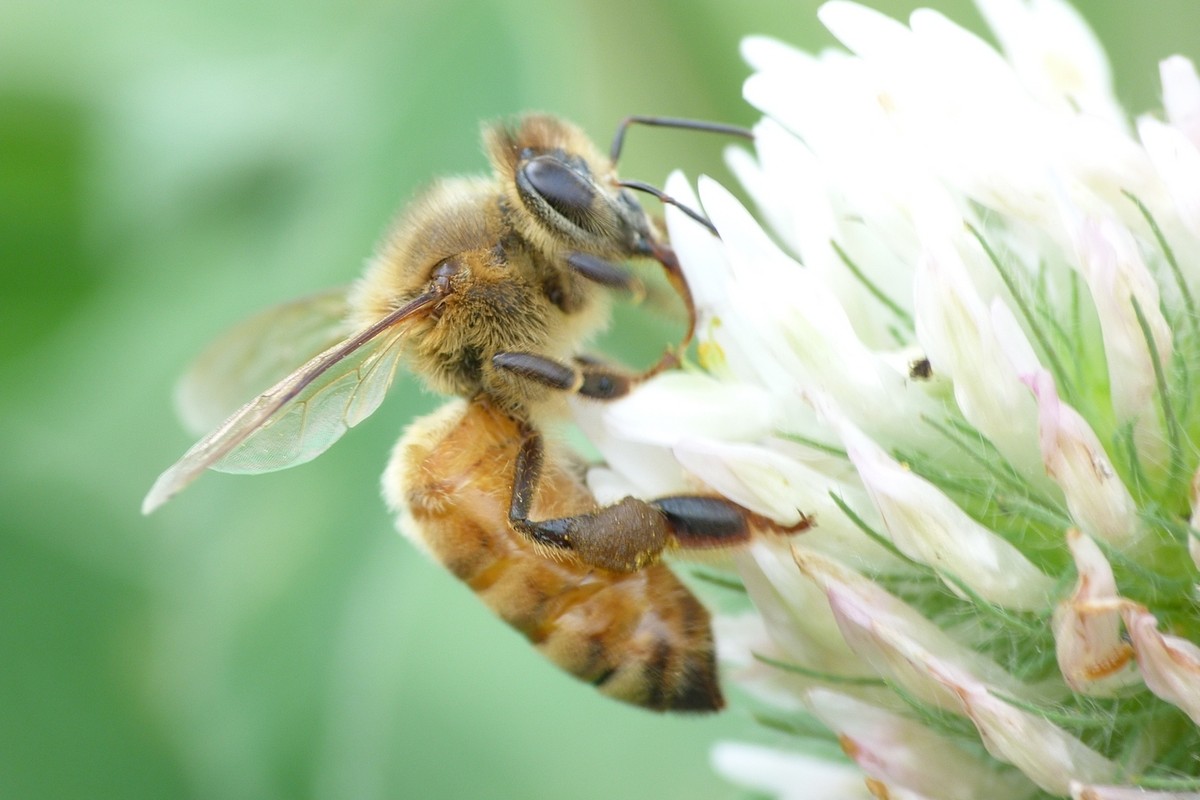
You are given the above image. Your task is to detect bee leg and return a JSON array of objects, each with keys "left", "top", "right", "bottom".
[
  {"left": 638, "top": 240, "right": 695, "bottom": 381},
  {"left": 493, "top": 351, "right": 634, "bottom": 400},
  {"left": 566, "top": 253, "right": 646, "bottom": 301},
  {"left": 650, "top": 496, "right": 812, "bottom": 551},
  {"left": 509, "top": 427, "right": 669, "bottom": 571},
  {"left": 564, "top": 248, "right": 685, "bottom": 381},
  {"left": 508, "top": 428, "right": 811, "bottom": 573}
]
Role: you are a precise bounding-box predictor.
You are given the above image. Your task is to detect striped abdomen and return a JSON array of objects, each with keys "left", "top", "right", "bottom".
[{"left": 384, "top": 398, "right": 723, "bottom": 712}]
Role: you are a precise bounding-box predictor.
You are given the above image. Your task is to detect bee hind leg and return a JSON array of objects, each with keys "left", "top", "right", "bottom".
[{"left": 509, "top": 429, "right": 810, "bottom": 573}]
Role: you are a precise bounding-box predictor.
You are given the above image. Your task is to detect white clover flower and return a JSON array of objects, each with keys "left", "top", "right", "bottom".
[{"left": 583, "top": 1, "right": 1200, "bottom": 797}]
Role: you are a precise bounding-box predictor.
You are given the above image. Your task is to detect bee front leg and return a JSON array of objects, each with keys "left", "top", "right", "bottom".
[
  {"left": 565, "top": 246, "right": 692, "bottom": 382},
  {"left": 508, "top": 428, "right": 810, "bottom": 573}
]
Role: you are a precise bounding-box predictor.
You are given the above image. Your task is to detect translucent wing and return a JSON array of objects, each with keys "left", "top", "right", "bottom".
[
  {"left": 175, "top": 287, "right": 352, "bottom": 435},
  {"left": 143, "top": 292, "right": 440, "bottom": 514}
]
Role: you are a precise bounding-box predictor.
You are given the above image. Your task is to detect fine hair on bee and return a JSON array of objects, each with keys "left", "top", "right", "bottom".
[{"left": 144, "top": 112, "right": 809, "bottom": 713}]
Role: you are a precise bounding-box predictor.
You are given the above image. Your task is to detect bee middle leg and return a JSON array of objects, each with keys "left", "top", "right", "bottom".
[
  {"left": 492, "top": 351, "right": 635, "bottom": 400},
  {"left": 508, "top": 428, "right": 810, "bottom": 573}
]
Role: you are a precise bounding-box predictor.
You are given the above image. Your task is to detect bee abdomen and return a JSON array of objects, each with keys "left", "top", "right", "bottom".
[
  {"left": 521, "top": 566, "right": 724, "bottom": 713},
  {"left": 389, "top": 400, "right": 724, "bottom": 713}
]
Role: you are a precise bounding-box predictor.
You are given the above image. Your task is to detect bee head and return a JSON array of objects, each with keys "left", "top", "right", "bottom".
[{"left": 484, "top": 115, "right": 656, "bottom": 261}]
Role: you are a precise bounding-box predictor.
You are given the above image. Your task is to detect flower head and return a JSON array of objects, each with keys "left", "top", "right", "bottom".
[{"left": 583, "top": 1, "right": 1200, "bottom": 796}]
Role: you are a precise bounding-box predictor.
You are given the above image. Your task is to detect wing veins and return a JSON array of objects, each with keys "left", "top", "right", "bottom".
[{"left": 143, "top": 294, "right": 437, "bottom": 513}]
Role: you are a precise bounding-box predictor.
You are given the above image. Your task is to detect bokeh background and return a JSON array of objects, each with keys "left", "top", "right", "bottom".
[{"left": 4, "top": 1, "right": 1200, "bottom": 798}]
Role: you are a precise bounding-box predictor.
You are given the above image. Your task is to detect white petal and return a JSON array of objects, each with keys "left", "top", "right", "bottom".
[
  {"left": 1139, "top": 115, "right": 1200, "bottom": 237},
  {"left": 1161, "top": 55, "right": 1200, "bottom": 150},
  {"left": 699, "top": 177, "right": 904, "bottom": 404},
  {"left": 570, "top": 398, "right": 690, "bottom": 497},
  {"left": 1022, "top": 370, "right": 1142, "bottom": 548},
  {"left": 583, "top": 465, "right": 638, "bottom": 507},
  {"left": 600, "top": 372, "right": 778, "bottom": 447},
  {"left": 806, "top": 688, "right": 1037, "bottom": 800},
  {"left": 711, "top": 741, "right": 873, "bottom": 800},
  {"left": 672, "top": 438, "right": 814, "bottom": 526},
  {"left": 926, "top": 659, "right": 1119, "bottom": 794},
  {"left": 1122, "top": 604, "right": 1200, "bottom": 726},
  {"left": 835, "top": 414, "right": 1056, "bottom": 610},
  {"left": 662, "top": 171, "right": 732, "bottom": 318},
  {"left": 1059, "top": 200, "right": 1173, "bottom": 430},
  {"left": 1052, "top": 529, "right": 1139, "bottom": 695},
  {"left": 818, "top": 2, "right": 912, "bottom": 64},
  {"left": 974, "top": 0, "right": 1123, "bottom": 125}
]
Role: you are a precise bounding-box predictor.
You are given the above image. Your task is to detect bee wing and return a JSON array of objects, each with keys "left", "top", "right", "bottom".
[
  {"left": 175, "top": 287, "right": 352, "bottom": 435},
  {"left": 143, "top": 291, "right": 440, "bottom": 514}
]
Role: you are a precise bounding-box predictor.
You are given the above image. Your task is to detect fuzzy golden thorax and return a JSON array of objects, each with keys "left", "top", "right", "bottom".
[{"left": 349, "top": 175, "right": 612, "bottom": 416}]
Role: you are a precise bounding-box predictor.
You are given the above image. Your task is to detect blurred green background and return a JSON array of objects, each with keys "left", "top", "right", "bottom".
[{"left": 4, "top": 1, "right": 1199, "bottom": 798}]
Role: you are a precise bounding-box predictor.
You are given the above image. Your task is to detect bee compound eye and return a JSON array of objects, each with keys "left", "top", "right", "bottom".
[{"left": 519, "top": 156, "right": 598, "bottom": 228}]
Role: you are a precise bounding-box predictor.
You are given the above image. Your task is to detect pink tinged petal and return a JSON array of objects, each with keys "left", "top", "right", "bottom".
[
  {"left": 836, "top": 414, "right": 1056, "bottom": 610},
  {"left": 1023, "top": 370, "right": 1141, "bottom": 548},
  {"left": 1138, "top": 116, "right": 1200, "bottom": 238},
  {"left": 1072, "top": 783, "right": 1200, "bottom": 800},
  {"left": 913, "top": 247, "right": 1043, "bottom": 478},
  {"left": 711, "top": 742, "right": 874, "bottom": 800},
  {"left": 795, "top": 547, "right": 1033, "bottom": 709},
  {"left": 1060, "top": 205, "right": 1173, "bottom": 428},
  {"left": 739, "top": 541, "right": 866, "bottom": 677},
  {"left": 1122, "top": 604, "right": 1200, "bottom": 725},
  {"left": 973, "top": 0, "right": 1123, "bottom": 125},
  {"left": 683, "top": 440, "right": 906, "bottom": 574},
  {"left": 1161, "top": 55, "right": 1200, "bottom": 150},
  {"left": 806, "top": 689, "right": 1038, "bottom": 800},
  {"left": 1052, "top": 530, "right": 1139, "bottom": 695},
  {"left": 926, "top": 660, "right": 1120, "bottom": 794}
]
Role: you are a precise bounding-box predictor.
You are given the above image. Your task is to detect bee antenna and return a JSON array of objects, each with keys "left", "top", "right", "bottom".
[
  {"left": 617, "top": 179, "right": 718, "bottom": 237},
  {"left": 609, "top": 116, "right": 754, "bottom": 166}
]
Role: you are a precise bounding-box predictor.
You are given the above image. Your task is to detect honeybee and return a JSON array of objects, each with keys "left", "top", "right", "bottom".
[{"left": 144, "top": 114, "right": 806, "bottom": 712}]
